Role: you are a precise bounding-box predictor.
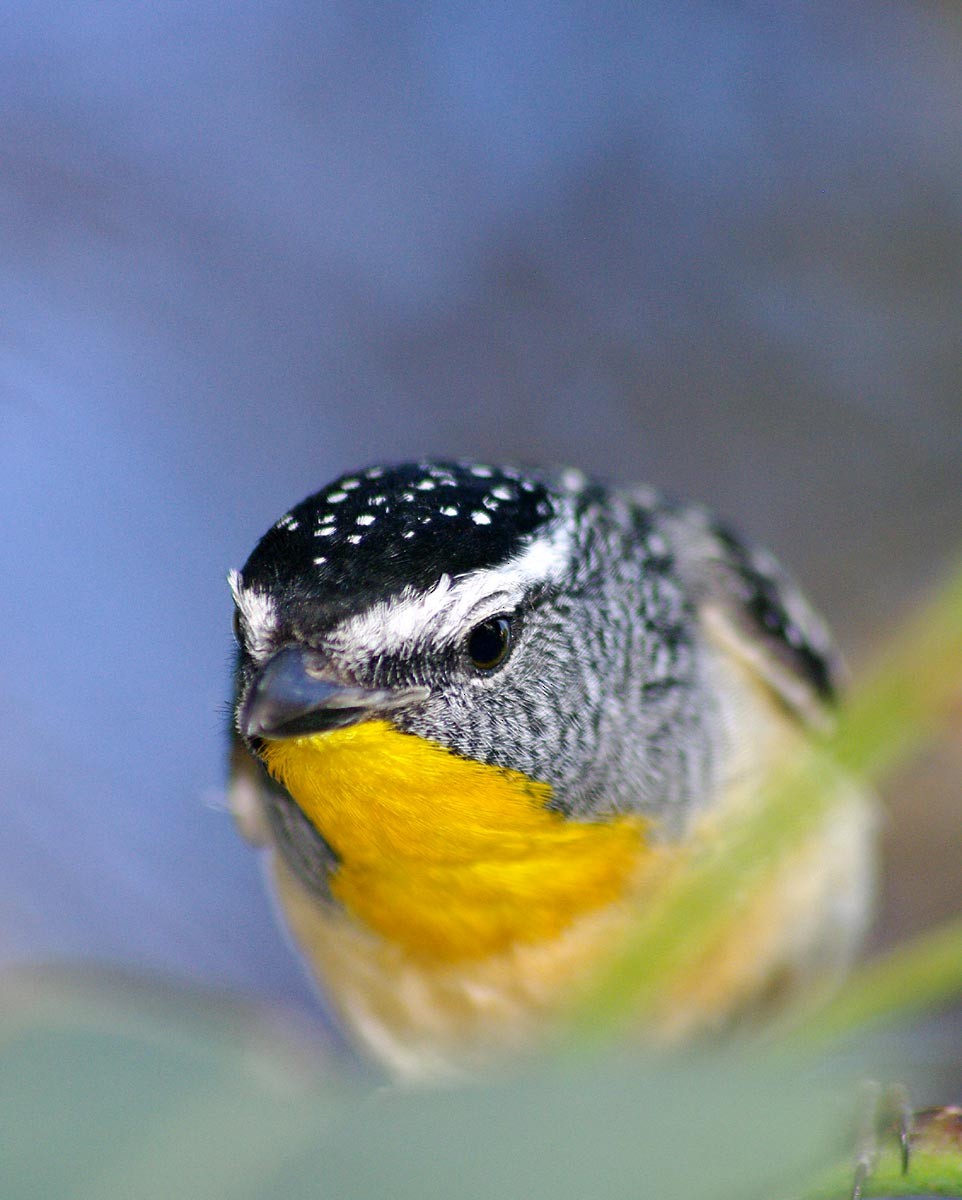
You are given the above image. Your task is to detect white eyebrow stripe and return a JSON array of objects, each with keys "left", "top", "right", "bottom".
[
  {"left": 331, "top": 521, "right": 571, "bottom": 656},
  {"left": 228, "top": 569, "right": 279, "bottom": 660}
]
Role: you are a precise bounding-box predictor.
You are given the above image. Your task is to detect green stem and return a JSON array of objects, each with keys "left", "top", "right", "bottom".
[{"left": 793, "top": 915, "right": 962, "bottom": 1051}]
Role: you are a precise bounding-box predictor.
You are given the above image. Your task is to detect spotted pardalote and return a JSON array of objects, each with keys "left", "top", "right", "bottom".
[{"left": 228, "top": 461, "right": 874, "bottom": 1079}]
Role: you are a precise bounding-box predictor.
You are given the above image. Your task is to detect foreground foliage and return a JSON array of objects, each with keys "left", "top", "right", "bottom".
[{"left": 3, "top": 559, "right": 961, "bottom": 1199}]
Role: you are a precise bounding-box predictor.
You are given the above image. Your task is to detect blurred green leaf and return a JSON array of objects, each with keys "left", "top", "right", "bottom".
[
  {"left": 795, "top": 916, "right": 962, "bottom": 1052},
  {"left": 4, "top": 564, "right": 961, "bottom": 1200},
  {"left": 0, "top": 972, "right": 850, "bottom": 1200}
]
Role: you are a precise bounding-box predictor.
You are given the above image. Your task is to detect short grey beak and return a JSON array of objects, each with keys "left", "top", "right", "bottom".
[{"left": 240, "top": 645, "right": 429, "bottom": 740}]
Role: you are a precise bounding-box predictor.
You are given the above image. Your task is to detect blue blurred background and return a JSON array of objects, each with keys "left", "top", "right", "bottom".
[{"left": 2, "top": 3, "right": 961, "bottom": 1027}]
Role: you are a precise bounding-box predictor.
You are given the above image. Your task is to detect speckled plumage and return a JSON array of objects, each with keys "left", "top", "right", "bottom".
[{"left": 228, "top": 460, "right": 872, "bottom": 1078}]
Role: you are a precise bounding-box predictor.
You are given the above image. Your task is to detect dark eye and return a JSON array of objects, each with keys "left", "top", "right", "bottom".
[{"left": 466, "top": 616, "right": 512, "bottom": 673}]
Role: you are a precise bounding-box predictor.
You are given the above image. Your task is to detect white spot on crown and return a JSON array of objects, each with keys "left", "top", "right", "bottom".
[{"left": 559, "top": 468, "right": 586, "bottom": 493}]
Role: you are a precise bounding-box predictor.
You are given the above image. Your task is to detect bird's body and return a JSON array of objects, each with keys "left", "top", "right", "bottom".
[{"left": 228, "top": 462, "right": 874, "bottom": 1078}]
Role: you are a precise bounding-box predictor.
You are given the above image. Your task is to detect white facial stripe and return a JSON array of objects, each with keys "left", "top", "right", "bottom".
[
  {"left": 228, "top": 569, "right": 279, "bottom": 659},
  {"left": 332, "top": 522, "right": 572, "bottom": 658}
]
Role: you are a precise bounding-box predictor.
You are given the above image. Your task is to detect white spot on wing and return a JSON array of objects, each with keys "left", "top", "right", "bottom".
[
  {"left": 327, "top": 491, "right": 348, "bottom": 503},
  {"left": 439, "top": 506, "right": 458, "bottom": 517},
  {"left": 356, "top": 514, "right": 376, "bottom": 526},
  {"left": 471, "top": 510, "right": 491, "bottom": 525}
]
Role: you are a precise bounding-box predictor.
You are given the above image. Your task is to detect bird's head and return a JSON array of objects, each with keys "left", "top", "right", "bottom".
[{"left": 230, "top": 461, "right": 710, "bottom": 823}]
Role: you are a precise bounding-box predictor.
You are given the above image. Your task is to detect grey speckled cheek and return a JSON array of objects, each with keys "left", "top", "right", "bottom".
[{"left": 392, "top": 501, "right": 714, "bottom": 824}]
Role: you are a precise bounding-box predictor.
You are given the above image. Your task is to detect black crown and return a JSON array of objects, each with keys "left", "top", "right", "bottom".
[{"left": 240, "top": 461, "right": 557, "bottom": 626}]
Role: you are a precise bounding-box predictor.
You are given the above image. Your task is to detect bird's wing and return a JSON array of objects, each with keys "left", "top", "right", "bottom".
[{"left": 654, "top": 501, "right": 842, "bottom": 730}]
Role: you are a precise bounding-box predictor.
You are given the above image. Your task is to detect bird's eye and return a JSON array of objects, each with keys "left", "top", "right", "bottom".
[{"left": 466, "top": 616, "right": 512, "bottom": 673}]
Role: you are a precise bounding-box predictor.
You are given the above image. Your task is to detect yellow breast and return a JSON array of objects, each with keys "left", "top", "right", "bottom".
[{"left": 259, "top": 721, "right": 647, "bottom": 963}]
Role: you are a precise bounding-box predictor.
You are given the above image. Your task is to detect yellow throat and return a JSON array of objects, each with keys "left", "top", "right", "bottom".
[{"left": 259, "top": 721, "right": 647, "bottom": 963}]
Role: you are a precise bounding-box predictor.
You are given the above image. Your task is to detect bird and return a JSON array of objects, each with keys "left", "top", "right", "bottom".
[{"left": 227, "top": 460, "right": 875, "bottom": 1080}]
